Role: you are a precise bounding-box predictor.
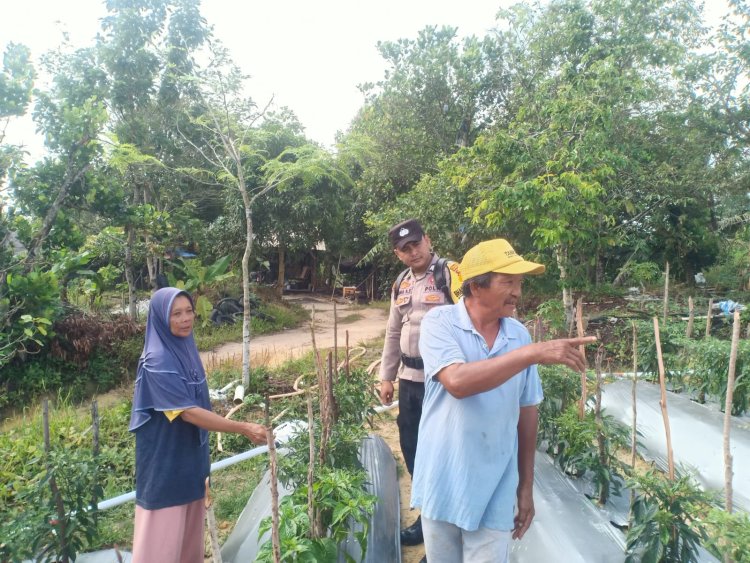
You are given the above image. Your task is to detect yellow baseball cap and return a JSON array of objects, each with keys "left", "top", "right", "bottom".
[{"left": 460, "top": 239, "right": 546, "bottom": 280}]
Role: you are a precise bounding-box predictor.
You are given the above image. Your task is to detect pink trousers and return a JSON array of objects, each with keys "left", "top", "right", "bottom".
[{"left": 132, "top": 498, "right": 206, "bottom": 563}]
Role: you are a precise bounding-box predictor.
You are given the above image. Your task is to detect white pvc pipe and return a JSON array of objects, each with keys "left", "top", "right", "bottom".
[
  {"left": 96, "top": 421, "right": 306, "bottom": 511},
  {"left": 233, "top": 384, "right": 245, "bottom": 405}
]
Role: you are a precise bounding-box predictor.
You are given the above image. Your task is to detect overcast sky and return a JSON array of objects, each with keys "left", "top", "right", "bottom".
[
  {"left": 1, "top": 0, "right": 734, "bottom": 162},
  {"left": 1, "top": 0, "right": 506, "bottom": 160}
]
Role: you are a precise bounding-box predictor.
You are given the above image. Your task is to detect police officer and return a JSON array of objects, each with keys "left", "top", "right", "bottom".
[{"left": 379, "top": 219, "right": 455, "bottom": 556}]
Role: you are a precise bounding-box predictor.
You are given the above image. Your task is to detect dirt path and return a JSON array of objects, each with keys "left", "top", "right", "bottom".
[{"left": 200, "top": 296, "right": 388, "bottom": 368}]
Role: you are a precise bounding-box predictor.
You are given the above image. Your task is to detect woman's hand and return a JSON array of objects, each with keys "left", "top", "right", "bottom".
[{"left": 241, "top": 422, "right": 269, "bottom": 445}]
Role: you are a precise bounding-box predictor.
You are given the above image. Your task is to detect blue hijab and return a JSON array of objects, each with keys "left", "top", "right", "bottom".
[{"left": 129, "top": 287, "right": 210, "bottom": 445}]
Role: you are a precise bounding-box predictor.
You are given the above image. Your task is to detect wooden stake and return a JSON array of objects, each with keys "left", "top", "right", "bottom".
[
  {"left": 723, "top": 310, "right": 741, "bottom": 513},
  {"left": 706, "top": 298, "right": 714, "bottom": 339},
  {"left": 309, "top": 306, "right": 326, "bottom": 385},
  {"left": 653, "top": 317, "right": 675, "bottom": 480},
  {"left": 686, "top": 296, "right": 694, "bottom": 338},
  {"left": 630, "top": 321, "right": 638, "bottom": 513},
  {"left": 576, "top": 297, "right": 587, "bottom": 420},
  {"left": 663, "top": 261, "right": 669, "bottom": 325},
  {"left": 205, "top": 477, "right": 223, "bottom": 563},
  {"left": 265, "top": 398, "right": 281, "bottom": 562}
]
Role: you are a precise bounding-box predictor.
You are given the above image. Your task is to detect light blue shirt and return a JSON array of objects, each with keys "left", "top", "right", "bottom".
[{"left": 411, "top": 299, "right": 543, "bottom": 531}]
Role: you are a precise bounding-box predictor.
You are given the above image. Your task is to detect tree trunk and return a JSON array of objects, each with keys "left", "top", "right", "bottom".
[
  {"left": 240, "top": 186, "right": 253, "bottom": 389},
  {"left": 706, "top": 298, "right": 714, "bottom": 339},
  {"left": 686, "top": 296, "right": 694, "bottom": 338},
  {"left": 124, "top": 224, "right": 138, "bottom": 319},
  {"left": 311, "top": 252, "right": 318, "bottom": 291},
  {"left": 661, "top": 262, "right": 669, "bottom": 325},
  {"left": 276, "top": 244, "right": 286, "bottom": 298},
  {"left": 24, "top": 159, "right": 92, "bottom": 270},
  {"left": 143, "top": 184, "right": 158, "bottom": 289}
]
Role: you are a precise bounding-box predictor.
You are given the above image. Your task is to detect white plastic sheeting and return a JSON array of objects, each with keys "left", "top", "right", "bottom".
[
  {"left": 338, "top": 435, "right": 400, "bottom": 562},
  {"left": 220, "top": 467, "right": 295, "bottom": 562},
  {"left": 511, "top": 452, "right": 627, "bottom": 562},
  {"left": 601, "top": 378, "right": 750, "bottom": 513},
  {"left": 221, "top": 434, "right": 400, "bottom": 563}
]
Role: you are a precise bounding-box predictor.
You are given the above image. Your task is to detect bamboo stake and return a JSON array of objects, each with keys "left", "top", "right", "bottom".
[
  {"left": 663, "top": 261, "right": 670, "bottom": 325},
  {"left": 631, "top": 322, "right": 638, "bottom": 470},
  {"left": 723, "top": 310, "right": 741, "bottom": 513},
  {"left": 309, "top": 306, "right": 326, "bottom": 384},
  {"left": 205, "top": 478, "right": 223, "bottom": 563},
  {"left": 653, "top": 317, "right": 675, "bottom": 480},
  {"left": 686, "top": 296, "right": 694, "bottom": 338},
  {"left": 306, "top": 390, "right": 316, "bottom": 537},
  {"left": 265, "top": 398, "right": 281, "bottom": 562},
  {"left": 630, "top": 322, "right": 638, "bottom": 513},
  {"left": 315, "top": 357, "right": 328, "bottom": 535},
  {"left": 91, "top": 400, "right": 100, "bottom": 509},
  {"left": 327, "top": 351, "right": 338, "bottom": 424},
  {"left": 594, "top": 344, "right": 608, "bottom": 505},
  {"left": 706, "top": 298, "right": 714, "bottom": 339},
  {"left": 576, "top": 297, "right": 588, "bottom": 420},
  {"left": 43, "top": 399, "right": 69, "bottom": 563}
]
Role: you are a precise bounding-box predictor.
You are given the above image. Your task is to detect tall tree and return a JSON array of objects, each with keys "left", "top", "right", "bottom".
[
  {"left": 342, "top": 25, "right": 508, "bottom": 208},
  {"left": 98, "top": 0, "right": 210, "bottom": 317}
]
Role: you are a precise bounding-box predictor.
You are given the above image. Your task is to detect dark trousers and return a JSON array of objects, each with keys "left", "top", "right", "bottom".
[{"left": 397, "top": 378, "right": 425, "bottom": 477}]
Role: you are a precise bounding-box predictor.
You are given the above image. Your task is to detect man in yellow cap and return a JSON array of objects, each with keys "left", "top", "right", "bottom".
[{"left": 411, "top": 239, "right": 596, "bottom": 563}]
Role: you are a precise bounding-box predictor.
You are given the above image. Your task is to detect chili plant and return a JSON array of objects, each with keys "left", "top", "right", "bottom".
[
  {"left": 626, "top": 470, "right": 711, "bottom": 563},
  {"left": 256, "top": 467, "right": 376, "bottom": 562},
  {"left": 682, "top": 338, "right": 750, "bottom": 415},
  {"left": 703, "top": 507, "right": 750, "bottom": 561},
  {"left": 537, "top": 365, "right": 580, "bottom": 449},
  {"left": 550, "top": 405, "right": 629, "bottom": 505}
]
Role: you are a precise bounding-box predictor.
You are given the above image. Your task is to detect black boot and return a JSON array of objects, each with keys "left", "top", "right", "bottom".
[{"left": 400, "top": 515, "right": 424, "bottom": 546}]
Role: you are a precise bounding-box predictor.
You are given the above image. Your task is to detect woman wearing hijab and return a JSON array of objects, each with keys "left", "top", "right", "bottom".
[{"left": 129, "top": 287, "right": 267, "bottom": 563}]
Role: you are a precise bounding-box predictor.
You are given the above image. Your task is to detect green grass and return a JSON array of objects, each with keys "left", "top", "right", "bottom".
[
  {"left": 211, "top": 457, "right": 267, "bottom": 543},
  {"left": 338, "top": 313, "right": 364, "bottom": 323},
  {"left": 194, "top": 303, "right": 309, "bottom": 352},
  {"left": 1, "top": 302, "right": 385, "bottom": 557}
]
